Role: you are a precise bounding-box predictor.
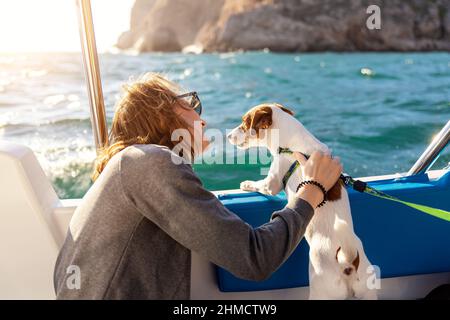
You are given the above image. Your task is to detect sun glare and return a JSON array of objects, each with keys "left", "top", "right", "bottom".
[{"left": 0, "top": 0, "right": 133, "bottom": 53}]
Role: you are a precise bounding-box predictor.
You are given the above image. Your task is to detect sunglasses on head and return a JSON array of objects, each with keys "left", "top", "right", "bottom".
[{"left": 174, "top": 91, "right": 202, "bottom": 116}]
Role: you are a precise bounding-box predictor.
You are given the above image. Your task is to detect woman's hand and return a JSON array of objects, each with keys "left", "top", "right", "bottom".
[{"left": 293, "top": 151, "right": 343, "bottom": 208}]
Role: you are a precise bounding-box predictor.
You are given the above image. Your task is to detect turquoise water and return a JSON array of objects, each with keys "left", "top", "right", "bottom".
[{"left": 0, "top": 51, "right": 449, "bottom": 199}]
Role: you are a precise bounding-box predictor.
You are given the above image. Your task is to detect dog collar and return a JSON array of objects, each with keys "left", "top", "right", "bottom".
[
  {"left": 279, "top": 147, "right": 305, "bottom": 189},
  {"left": 281, "top": 161, "right": 300, "bottom": 189}
]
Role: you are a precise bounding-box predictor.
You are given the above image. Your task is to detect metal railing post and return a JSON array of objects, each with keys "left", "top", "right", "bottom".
[
  {"left": 408, "top": 120, "right": 450, "bottom": 175},
  {"left": 75, "top": 0, "right": 108, "bottom": 152}
]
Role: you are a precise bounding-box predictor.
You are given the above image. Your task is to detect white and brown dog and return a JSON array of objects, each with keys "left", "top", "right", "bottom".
[{"left": 227, "top": 103, "right": 377, "bottom": 300}]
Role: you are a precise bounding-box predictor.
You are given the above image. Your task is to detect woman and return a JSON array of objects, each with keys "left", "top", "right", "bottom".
[{"left": 54, "top": 73, "right": 342, "bottom": 299}]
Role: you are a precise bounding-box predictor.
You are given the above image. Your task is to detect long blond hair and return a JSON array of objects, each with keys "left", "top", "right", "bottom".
[{"left": 92, "top": 73, "right": 189, "bottom": 181}]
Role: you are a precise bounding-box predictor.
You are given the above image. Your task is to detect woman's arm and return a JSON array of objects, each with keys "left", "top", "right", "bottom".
[{"left": 120, "top": 145, "right": 327, "bottom": 281}]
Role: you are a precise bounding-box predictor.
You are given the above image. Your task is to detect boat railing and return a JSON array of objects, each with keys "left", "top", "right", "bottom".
[
  {"left": 76, "top": 0, "right": 108, "bottom": 151},
  {"left": 408, "top": 120, "right": 450, "bottom": 176}
]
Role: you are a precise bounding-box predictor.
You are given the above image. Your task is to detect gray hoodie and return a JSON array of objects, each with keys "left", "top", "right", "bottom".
[{"left": 54, "top": 144, "right": 314, "bottom": 299}]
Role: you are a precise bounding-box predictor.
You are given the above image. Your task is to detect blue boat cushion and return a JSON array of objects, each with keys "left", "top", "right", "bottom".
[{"left": 216, "top": 171, "right": 450, "bottom": 292}]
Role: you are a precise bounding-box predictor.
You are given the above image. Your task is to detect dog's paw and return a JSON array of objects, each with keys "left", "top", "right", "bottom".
[{"left": 240, "top": 180, "right": 257, "bottom": 192}]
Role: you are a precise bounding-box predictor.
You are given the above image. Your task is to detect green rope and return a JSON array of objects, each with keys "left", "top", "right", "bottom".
[{"left": 278, "top": 147, "right": 450, "bottom": 222}]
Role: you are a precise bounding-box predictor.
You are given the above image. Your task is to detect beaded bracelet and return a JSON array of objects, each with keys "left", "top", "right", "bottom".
[{"left": 296, "top": 180, "right": 327, "bottom": 208}]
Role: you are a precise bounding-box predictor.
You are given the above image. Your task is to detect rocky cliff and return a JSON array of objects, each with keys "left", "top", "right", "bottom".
[{"left": 116, "top": 0, "right": 450, "bottom": 52}]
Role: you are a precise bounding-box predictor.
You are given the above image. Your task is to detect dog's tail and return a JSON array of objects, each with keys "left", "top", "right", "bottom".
[{"left": 334, "top": 219, "right": 360, "bottom": 276}]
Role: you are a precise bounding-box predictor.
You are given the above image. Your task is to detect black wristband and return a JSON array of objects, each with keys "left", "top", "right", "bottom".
[{"left": 296, "top": 180, "right": 327, "bottom": 208}]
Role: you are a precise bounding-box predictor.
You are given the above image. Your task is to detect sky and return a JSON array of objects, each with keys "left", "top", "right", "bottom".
[{"left": 0, "top": 0, "right": 134, "bottom": 52}]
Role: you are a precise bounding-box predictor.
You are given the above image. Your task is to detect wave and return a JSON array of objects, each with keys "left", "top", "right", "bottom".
[{"left": 0, "top": 117, "right": 91, "bottom": 129}]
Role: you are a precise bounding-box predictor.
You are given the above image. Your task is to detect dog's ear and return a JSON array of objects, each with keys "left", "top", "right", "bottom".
[
  {"left": 274, "top": 103, "right": 294, "bottom": 116},
  {"left": 249, "top": 106, "right": 273, "bottom": 136},
  {"left": 327, "top": 179, "right": 343, "bottom": 201}
]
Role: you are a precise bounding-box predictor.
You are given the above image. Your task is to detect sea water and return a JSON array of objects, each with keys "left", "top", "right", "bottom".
[{"left": 0, "top": 51, "right": 449, "bottom": 198}]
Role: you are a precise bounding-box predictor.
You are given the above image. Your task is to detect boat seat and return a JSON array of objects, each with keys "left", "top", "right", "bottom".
[
  {"left": 216, "top": 172, "right": 450, "bottom": 292},
  {"left": 0, "top": 141, "right": 63, "bottom": 299}
]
